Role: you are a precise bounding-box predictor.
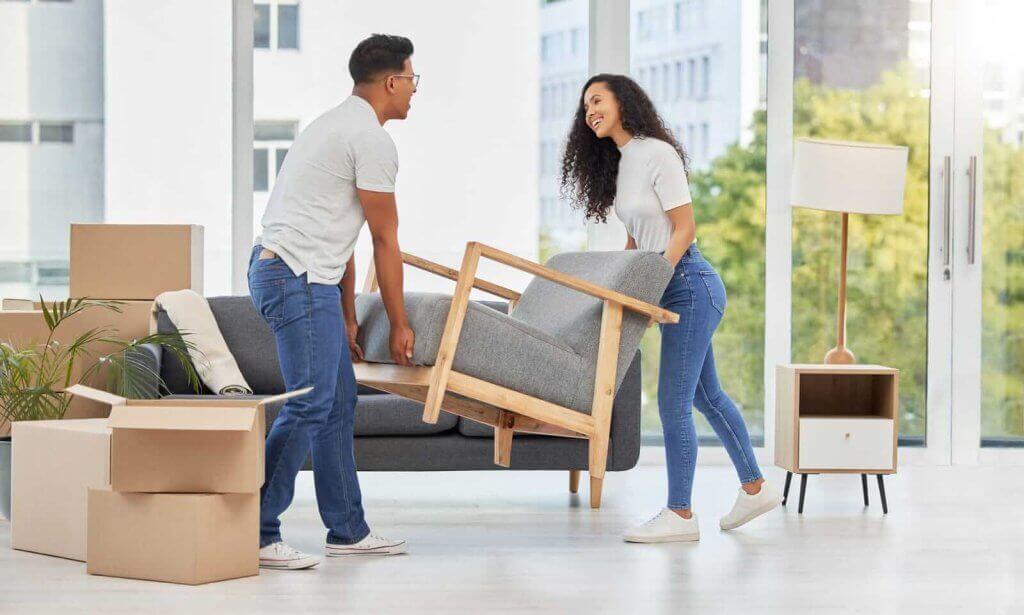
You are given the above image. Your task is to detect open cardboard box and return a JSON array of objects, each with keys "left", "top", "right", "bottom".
[{"left": 65, "top": 384, "right": 311, "bottom": 493}]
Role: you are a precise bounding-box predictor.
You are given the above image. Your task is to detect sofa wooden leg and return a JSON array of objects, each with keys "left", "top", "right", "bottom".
[
  {"left": 569, "top": 470, "right": 580, "bottom": 494},
  {"left": 590, "top": 475, "right": 604, "bottom": 509}
]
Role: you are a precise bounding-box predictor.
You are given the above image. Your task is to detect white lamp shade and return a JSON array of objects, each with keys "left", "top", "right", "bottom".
[{"left": 791, "top": 138, "right": 908, "bottom": 215}]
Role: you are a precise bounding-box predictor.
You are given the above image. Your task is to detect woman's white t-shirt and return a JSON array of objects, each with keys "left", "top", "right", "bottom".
[{"left": 612, "top": 137, "right": 692, "bottom": 252}]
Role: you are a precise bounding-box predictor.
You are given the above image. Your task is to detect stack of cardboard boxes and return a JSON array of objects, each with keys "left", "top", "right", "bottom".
[
  {"left": 0, "top": 224, "right": 204, "bottom": 435},
  {"left": 4, "top": 224, "right": 293, "bottom": 585}
]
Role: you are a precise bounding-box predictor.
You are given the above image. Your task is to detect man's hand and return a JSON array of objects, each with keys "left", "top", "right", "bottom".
[
  {"left": 389, "top": 324, "right": 415, "bottom": 366},
  {"left": 345, "top": 319, "right": 364, "bottom": 362}
]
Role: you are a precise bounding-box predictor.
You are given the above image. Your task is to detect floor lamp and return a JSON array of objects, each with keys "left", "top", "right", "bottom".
[{"left": 790, "top": 138, "right": 909, "bottom": 365}]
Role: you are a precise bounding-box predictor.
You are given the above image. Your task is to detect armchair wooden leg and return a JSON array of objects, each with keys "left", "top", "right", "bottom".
[
  {"left": 569, "top": 470, "right": 580, "bottom": 494},
  {"left": 587, "top": 300, "right": 623, "bottom": 511},
  {"left": 590, "top": 476, "right": 604, "bottom": 508},
  {"left": 494, "top": 411, "right": 514, "bottom": 467},
  {"left": 423, "top": 243, "right": 482, "bottom": 424}
]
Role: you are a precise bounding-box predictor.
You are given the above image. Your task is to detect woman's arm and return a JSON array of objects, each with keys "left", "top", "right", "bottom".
[
  {"left": 625, "top": 234, "right": 637, "bottom": 250},
  {"left": 662, "top": 204, "right": 696, "bottom": 267}
]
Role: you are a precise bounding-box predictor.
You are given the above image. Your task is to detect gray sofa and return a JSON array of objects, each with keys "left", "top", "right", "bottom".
[{"left": 150, "top": 296, "right": 643, "bottom": 473}]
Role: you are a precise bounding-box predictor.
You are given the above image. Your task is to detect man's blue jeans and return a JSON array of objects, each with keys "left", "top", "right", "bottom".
[
  {"left": 657, "top": 245, "right": 762, "bottom": 510},
  {"left": 248, "top": 246, "right": 370, "bottom": 546}
]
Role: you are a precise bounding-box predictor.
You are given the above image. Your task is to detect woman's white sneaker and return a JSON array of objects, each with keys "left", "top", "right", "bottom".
[
  {"left": 720, "top": 482, "right": 783, "bottom": 530},
  {"left": 259, "top": 541, "right": 321, "bottom": 570},
  {"left": 623, "top": 509, "right": 700, "bottom": 543},
  {"left": 325, "top": 533, "right": 407, "bottom": 556}
]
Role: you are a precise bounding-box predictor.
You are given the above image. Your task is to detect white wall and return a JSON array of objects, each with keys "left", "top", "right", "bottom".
[
  {"left": 104, "top": 0, "right": 238, "bottom": 295},
  {"left": 254, "top": 0, "right": 540, "bottom": 295}
]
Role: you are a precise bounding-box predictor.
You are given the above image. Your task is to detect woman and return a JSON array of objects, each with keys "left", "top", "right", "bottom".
[{"left": 560, "top": 74, "right": 781, "bottom": 542}]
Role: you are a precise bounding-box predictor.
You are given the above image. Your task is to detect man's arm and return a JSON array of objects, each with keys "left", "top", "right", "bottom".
[
  {"left": 357, "top": 188, "right": 414, "bottom": 366},
  {"left": 340, "top": 255, "right": 363, "bottom": 361}
]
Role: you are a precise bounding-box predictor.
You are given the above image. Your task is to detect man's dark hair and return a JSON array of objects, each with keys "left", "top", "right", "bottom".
[{"left": 349, "top": 34, "right": 414, "bottom": 85}]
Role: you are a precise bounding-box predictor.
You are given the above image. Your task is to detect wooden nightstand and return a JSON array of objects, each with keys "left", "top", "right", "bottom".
[{"left": 775, "top": 364, "right": 899, "bottom": 514}]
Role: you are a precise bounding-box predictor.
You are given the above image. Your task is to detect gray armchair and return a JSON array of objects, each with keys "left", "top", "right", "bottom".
[{"left": 354, "top": 243, "right": 675, "bottom": 507}]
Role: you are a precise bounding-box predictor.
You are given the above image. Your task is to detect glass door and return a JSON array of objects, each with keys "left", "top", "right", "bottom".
[
  {"left": 789, "top": 0, "right": 954, "bottom": 464},
  {"left": 950, "top": 0, "right": 1024, "bottom": 464}
]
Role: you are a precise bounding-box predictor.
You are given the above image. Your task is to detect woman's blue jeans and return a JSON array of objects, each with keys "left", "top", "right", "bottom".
[
  {"left": 657, "top": 245, "right": 762, "bottom": 510},
  {"left": 248, "top": 246, "right": 370, "bottom": 546}
]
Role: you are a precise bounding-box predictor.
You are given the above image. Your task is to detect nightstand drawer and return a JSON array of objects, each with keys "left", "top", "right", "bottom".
[{"left": 798, "top": 418, "right": 894, "bottom": 471}]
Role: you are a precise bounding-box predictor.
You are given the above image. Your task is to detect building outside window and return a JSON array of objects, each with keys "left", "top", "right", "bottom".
[{"left": 254, "top": 1, "right": 299, "bottom": 51}]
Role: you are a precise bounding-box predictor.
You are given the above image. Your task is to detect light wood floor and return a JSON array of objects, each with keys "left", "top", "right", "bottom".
[{"left": 1, "top": 461, "right": 1021, "bottom": 614}]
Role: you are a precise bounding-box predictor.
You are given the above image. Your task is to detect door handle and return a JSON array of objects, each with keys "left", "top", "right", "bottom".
[
  {"left": 942, "top": 155, "right": 952, "bottom": 276},
  {"left": 967, "top": 155, "right": 978, "bottom": 265}
]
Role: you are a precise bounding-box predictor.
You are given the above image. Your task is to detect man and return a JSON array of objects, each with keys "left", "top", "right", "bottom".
[{"left": 248, "top": 34, "right": 418, "bottom": 570}]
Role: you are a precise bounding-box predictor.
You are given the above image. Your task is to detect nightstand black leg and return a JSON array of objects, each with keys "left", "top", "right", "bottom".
[
  {"left": 782, "top": 471, "right": 793, "bottom": 506},
  {"left": 861, "top": 474, "right": 869, "bottom": 506},
  {"left": 798, "top": 473, "right": 808, "bottom": 514},
  {"left": 876, "top": 474, "right": 888, "bottom": 514}
]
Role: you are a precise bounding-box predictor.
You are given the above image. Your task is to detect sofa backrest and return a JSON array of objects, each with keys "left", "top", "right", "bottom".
[
  {"left": 509, "top": 250, "right": 673, "bottom": 394},
  {"left": 155, "top": 296, "right": 513, "bottom": 396}
]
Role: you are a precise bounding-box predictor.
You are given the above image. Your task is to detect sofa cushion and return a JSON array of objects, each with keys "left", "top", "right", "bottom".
[
  {"left": 155, "top": 296, "right": 383, "bottom": 396},
  {"left": 164, "top": 393, "right": 457, "bottom": 436},
  {"left": 356, "top": 293, "right": 586, "bottom": 412},
  {"left": 349, "top": 394, "right": 458, "bottom": 436}
]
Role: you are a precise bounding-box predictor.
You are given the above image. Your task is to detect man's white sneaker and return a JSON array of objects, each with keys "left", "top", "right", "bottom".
[
  {"left": 623, "top": 509, "right": 700, "bottom": 543},
  {"left": 325, "top": 533, "right": 407, "bottom": 556},
  {"left": 259, "top": 541, "right": 321, "bottom": 570},
  {"left": 720, "top": 482, "right": 783, "bottom": 530}
]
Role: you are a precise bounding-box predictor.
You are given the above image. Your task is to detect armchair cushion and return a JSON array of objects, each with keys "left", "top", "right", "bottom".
[{"left": 355, "top": 292, "right": 587, "bottom": 412}]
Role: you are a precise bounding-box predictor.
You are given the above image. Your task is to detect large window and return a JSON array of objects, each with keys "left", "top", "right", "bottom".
[
  {"left": 538, "top": 0, "right": 590, "bottom": 258},
  {"left": 979, "top": 0, "right": 1024, "bottom": 445},
  {"left": 630, "top": 0, "right": 768, "bottom": 442},
  {"left": 1, "top": 2, "right": 103, "bottom": 300},
  {"left": 253, "top": 2, "right": 540, "bottom": 294},
  {"left": 791, "top": 0, "right": 932, "bottom": 442}
]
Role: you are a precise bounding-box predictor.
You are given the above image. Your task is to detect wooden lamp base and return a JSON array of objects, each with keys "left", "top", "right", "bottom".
[
  {"left": 824, "top": 345, "right": 856, "bottom": 365},
  {"left": 826, "top": 212, "right": 856, "bottom": 365}
]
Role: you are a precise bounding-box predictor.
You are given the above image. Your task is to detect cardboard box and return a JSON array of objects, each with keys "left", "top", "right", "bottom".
[
  {"left": 0, "top": 301, "right": 154, "bottom": 436},
  {"left": 70, "top": 224, "right": 204, "bottom": 300},
  {"left": 10, "top": 419, "right": 110, "bottom": 561},
  {"left": 87, "top": 489, "right": 258, "bottom": 585},
  {"left": 1, "top": 298, "right": 34, "bottom": 310},
  {"left": 66, "top": 384, "right": 308, "bottom": 493}
]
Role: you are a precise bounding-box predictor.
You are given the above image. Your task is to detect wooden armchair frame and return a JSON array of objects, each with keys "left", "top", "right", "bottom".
[{"left": 354, "top": 242, "right": 678, "bottom": 508}]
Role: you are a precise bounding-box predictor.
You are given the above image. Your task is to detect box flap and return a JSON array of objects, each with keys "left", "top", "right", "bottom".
[
  {"left": 256, "top": 387, "right": 313, "bottom": 407},
  {"left": 107, "top": 406, "right": 257, "bottom": 431},
  {"left": 66, "top": 384, "right": 128, "bottom": 407}
]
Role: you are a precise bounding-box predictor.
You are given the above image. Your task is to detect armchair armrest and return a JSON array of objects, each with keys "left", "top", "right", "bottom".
[
  {"left": 470, "top": 242, "right": 678, "bottom": 325},
  {"left": 362, "top": 251, "right": 522, "bottom": 302}
]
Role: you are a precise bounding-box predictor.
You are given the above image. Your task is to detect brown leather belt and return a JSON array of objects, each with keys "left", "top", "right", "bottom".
[{"left": 259, "top": 248, "right": 277, "bottom": 260}]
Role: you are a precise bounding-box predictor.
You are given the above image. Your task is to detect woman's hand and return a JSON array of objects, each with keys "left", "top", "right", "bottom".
[{"left": 345, "top": 319, "right": 364, "bottom": 363}]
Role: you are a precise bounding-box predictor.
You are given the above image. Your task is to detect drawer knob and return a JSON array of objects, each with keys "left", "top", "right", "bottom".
[{"left": 845, "top": 433, "right": 851, "bottom": 439}]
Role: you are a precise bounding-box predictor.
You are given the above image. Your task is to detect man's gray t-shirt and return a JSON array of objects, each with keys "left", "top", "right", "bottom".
[{"left": 258, "top": 95, "right": 398, "bottom": 285}]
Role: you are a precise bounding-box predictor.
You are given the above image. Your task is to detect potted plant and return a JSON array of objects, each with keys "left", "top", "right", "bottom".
[{"left": 0, "top": 298, "right": 200, "bottom": 519}]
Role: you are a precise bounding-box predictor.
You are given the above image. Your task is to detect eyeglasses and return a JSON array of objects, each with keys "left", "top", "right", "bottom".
[{"left": 387, "top": 73, "right": 420, "bottom": 88}]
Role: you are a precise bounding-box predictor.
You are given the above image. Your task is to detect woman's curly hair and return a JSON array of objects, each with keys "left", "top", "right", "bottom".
[{"left": 559, "top": 73, "right": 690, "bottom": 223}]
